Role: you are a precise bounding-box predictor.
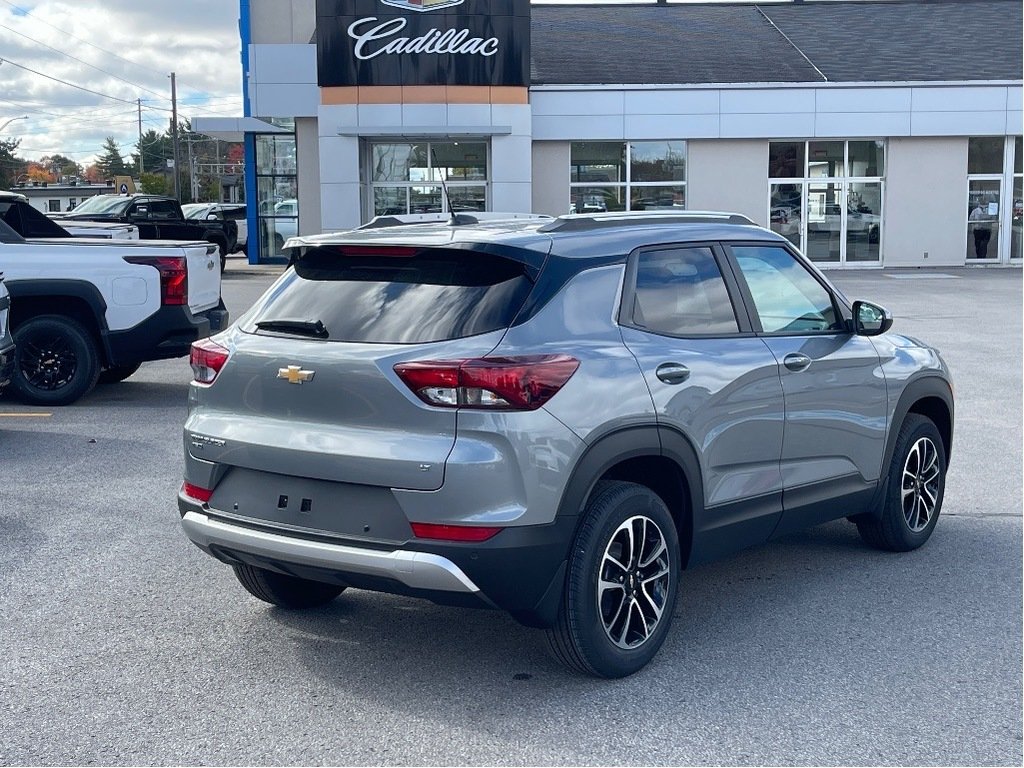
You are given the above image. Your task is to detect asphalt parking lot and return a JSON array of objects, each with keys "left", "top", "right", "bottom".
[{"left": 1, "top": 262, "right": 1020, "bottom": 766}]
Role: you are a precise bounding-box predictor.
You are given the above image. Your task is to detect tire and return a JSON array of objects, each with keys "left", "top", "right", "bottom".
[
  {"left": 233, "top": 563, "right": 345, "bottom": 609},
  {"left": 546, "top": 481, "right": 680, "bottom": 678},
  {"left": 98, "top": 362, "right": 141, "bottom": 385},
  {"left": 856, "top": 413, "right": 946, "bottom": 552},
  {"left": 11, "top": 315, "right": 101, "bottom": 406}
]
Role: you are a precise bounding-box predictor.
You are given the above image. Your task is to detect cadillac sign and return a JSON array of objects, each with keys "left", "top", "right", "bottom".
[{"left": 315, "top": 0, "right": 530, "bottom": 87}]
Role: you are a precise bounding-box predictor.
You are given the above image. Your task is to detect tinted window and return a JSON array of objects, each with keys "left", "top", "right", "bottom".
[
  {"left": 247, "top": 248, "right": 533, "bottom": 344},
  {"left": 733, "top": 246, "right": 841, "bottom": 333},
  {"left": 149, "top": 200, "right": 178, "bottom": 219},
  {"left": 631, "top": 247, "right": 738, "bottom": 336},
  {"left": 0, "top": 201, "right": 70, "bottom": 239}
]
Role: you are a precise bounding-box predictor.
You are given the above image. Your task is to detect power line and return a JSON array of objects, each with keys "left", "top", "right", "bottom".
[
  {"left": 0, "top": 57, "right": 140, "bottom": 105},
  {"left": 0, "top": 21, "right": 170, "bottom": 101}
]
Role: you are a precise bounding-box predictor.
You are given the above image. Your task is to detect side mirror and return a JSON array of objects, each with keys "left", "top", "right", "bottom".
[
  {"left": 207, "top": 213, "right": 220, "bottom": 220},
  {"left": 852, "top": 300, "right": 893, "bottom": 336}
]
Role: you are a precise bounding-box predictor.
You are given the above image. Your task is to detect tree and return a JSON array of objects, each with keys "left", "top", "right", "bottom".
[
  {"left": 0, "top": 137, "right": 25, "bottom": 189},
  {"left": 83, "top": 163, "right": 104, "bottom": 183},
  {"left": 132, "top": 128, "right": 172, "bottom": 175},
  {"left": 96, "top": 136, "right": 129, "bottom": 179},
  {"left": 41, "top": 154, "right": 83, "bottom": 180},
  {"left": 24, "top": 162, "right": 55, "bottom": 183},
  {"left": 139, "top": 172, "right": 170, "bottom": 195}
]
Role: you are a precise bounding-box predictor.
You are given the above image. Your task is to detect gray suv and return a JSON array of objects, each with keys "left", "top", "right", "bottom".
[{"left": 178, "top": 212, "right": 954, "bottom": 678}]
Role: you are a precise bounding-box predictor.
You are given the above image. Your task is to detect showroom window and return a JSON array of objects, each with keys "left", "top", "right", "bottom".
[
  {"left": 255, "top": 120, "right": 297, "bottom": 259},
  {"left": 367, "top": 141, "right": 488, "bottom": 218},
  {"left": 967, "top": 136, "right": 1022, "bottom": 263},
  {"left": 570, "top": 141, "right": 686, "bottom": 213},
  {"left": 768, "top": 140, "right": 885, "bottom": 265}
]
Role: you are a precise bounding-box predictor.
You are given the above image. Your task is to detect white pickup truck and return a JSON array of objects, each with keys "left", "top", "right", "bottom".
[{"left": 0, "top": 193, "right": 227, "bottom": 405}]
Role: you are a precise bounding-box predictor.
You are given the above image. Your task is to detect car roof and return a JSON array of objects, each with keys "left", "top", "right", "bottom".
[{"left": 288, "top": 212, "right": 787, "bottom": 262}]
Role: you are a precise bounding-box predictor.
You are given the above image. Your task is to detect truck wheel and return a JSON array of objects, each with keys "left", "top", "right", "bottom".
[
  {"left": 11, "top": 315, "right": 101, "bottom": 406},
  {"left": 546, "top": 481, "right": 680, "bottom": 678},
  {"left": 233, "top": 563, "right": 346, "bottom": 609},
  {"left": 99, "top": 363, "right": 142, "bottom": 384}
]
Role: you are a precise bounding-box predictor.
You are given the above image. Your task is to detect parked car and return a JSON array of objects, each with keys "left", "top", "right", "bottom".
[
  {"left": 178, "top": 211, "right": 954, "bottom": 678},
  {"left": 183, "top": 203, "right": 248, "bottom": 254},
  {"left": 53, "top": 194, "right": 237, "bottom": 271}
]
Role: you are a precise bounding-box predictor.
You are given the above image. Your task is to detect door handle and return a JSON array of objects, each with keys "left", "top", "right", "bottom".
[
  {"left": 656, "top": 362, "right": 690, "bottom": 385},
  {"left": 783, "top": 353, "right": 812, "bottom": 372}
]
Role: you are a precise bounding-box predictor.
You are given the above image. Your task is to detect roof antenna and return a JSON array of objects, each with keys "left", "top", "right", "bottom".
[{"left": 431, "top": 146, "right": 457, "bottom": 225}]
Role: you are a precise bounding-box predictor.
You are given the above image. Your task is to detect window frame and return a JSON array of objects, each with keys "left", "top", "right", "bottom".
[
  {"left": 571, "top": 141, "right": 688, "bottom": 214},
  {"left": 619, "top": 241, "right": 754, "bottom": 339},
  {"left": 767, "top": 139, "right": 886, "bottom": 266},
  {"left": 364, "top": 140, "right": 491, "bottom": 221},
  {"left": 721, "top": 240, "right": 852, "bottom": 338}
]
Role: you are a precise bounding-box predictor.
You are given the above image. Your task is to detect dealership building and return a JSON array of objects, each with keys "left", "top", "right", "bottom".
[{"left": 195, "top": 0, "right": 1023, "bottom": 267}]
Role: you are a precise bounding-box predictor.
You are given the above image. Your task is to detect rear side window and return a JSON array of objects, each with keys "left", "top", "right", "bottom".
[
  {"left": 630, "top": 246, "right": 739, "bottom": 336},
  {"left": 247, "top": 247, "right": 533, "bottom": 344}
]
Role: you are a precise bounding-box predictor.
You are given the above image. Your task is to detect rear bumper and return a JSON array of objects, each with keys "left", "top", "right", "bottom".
[
  {"left": 182, "top": 510, "right": 481, "bottom": 594},
  {"left": 178, "top": 494, "right": 576, "bottom": 627},
  {"left": 105, "top": 301, "right": 229, "bottom": 366}
]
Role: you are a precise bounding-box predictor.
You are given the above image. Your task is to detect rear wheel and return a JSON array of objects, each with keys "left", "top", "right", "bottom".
[
  {"left": 98, "top": 362, "right": 141, "bottom": 384},
  {"left": 233, "top": 563, "right": 346, "bottom": 609},
  {"left": 11, "top": 315, "right": 100, "bottom": 406},
  {"left": 546, "top": 481, "right": 680, "bottom": 678},
  {"left": 856, "top": 414, "right": 946, "bottom": 552}
]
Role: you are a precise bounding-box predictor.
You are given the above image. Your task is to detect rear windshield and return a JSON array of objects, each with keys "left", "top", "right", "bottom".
[
  {"left": 246, "top": 247, "right": 533, "bottom": 344},
  {"left": 0, "top": 201, "right": 71, "bottom": 238}
]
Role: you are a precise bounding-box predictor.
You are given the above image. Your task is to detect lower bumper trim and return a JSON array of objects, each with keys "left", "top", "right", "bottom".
[{"left": 181, "top": 510, "right": 481, "bottom": 594}]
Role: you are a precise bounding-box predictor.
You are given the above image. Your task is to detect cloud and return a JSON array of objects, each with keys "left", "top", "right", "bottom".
[{"left": 0, "top": 0, "right": 243, "bottom": 164}]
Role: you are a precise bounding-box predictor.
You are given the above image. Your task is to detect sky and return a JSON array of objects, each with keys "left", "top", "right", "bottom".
[
  {"left": 0, "top": 0, "right": 791, "bottom": 167},
  {"left": 0, "top": 0, "right": 244, "bottom": 166}
]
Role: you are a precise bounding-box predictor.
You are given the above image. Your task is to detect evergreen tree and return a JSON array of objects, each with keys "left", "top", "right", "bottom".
[
  {"left": 0, "top": 137, "right": 25, "bottom": 189},
  {"left": 96, "top": 136, "right": 129, "bottom": 179}
]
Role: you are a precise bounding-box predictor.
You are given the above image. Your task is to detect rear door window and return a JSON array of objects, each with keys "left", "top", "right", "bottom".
[
  {"left": 628, "top": 246, "right": 739, "bottom": 336},
  {"left": 245, "top": 247, "right": 534, "bottom": 344}
]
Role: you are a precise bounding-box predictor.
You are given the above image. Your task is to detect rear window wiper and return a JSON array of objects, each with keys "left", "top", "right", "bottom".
[{"left": 254, "top": 319, "right": 329, "bottom": 338}]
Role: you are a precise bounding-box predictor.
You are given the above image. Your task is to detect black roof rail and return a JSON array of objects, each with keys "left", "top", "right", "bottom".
[{"left": 538, "top": 211, "right": 756, "bottom": 233}]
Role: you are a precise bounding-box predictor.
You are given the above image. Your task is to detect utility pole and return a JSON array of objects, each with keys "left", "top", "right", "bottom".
[
  {"left": 186, "top": 134, "right": 198, "bottom": 202},
  {"left": 137, "top": 98, "right": 143, "bottom": 176},
  {"left": 170, "top": 72, "right": 180, "bottom": 201}
]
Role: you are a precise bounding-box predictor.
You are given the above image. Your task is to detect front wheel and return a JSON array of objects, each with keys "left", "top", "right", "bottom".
[
  {"left": 233, "top": 563, "right": 346, "bottom": 609},
  {"left": 546, "top": 481, "right": 680, "bottom": 678},
  {"left": 11, "top": 315, "right": 100, "bottom": 405},
  {"left": 857, "top": 414, "right": 946, "bottom": 552}
]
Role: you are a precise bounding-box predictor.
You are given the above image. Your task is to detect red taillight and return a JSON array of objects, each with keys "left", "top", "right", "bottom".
[
  {"left": 125, "top": 255, "right": 188, "bottom": 306},
  {"left": 394, "top": 355, "right": 579, "bottom": 411},
  {"left": 410, "top": 522, "right": 503, "bottom": 542},
  {"left": 190, "top": 338, "right": 229, "bottom": 384},
  {"left": 181, "top": 481, "right": 213, "bottom": 503}
]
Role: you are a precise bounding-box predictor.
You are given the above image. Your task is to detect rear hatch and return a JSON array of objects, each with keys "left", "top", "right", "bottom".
[
  {"left": 182, "top": 241, "right": 221, "bottom": 313},
  {"left": 189, "top": 244, "right": 537, "bottom": 493}
]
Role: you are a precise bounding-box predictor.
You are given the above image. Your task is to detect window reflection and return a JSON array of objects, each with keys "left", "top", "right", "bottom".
[
  {"left": 569, "top": 142, "right": 687, "bottom": 213},
  {"left": 369, "top": 141, "right": 489, "bottom": 217}
]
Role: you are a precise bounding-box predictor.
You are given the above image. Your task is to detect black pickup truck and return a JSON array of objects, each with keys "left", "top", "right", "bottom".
[{"left": 53, "top": 194, "right": 237, "bottom": 270}]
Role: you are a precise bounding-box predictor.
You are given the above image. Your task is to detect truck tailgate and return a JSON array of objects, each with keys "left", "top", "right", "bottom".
[{"left": 185, "top": 242, "right": 221, "bottom": 313}]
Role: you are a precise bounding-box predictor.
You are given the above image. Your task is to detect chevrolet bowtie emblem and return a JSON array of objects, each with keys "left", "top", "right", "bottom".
[{"left": 278, "top": 365, "right": 315, "bottom": 384}]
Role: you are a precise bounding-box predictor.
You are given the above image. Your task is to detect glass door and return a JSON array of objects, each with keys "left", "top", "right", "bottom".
[{"left": 966, "top": 179, "right": 1001, "bottom": 261}]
